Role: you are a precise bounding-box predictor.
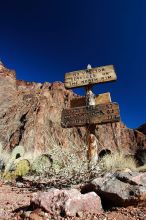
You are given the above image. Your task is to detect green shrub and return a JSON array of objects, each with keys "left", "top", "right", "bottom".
[
  {"left": 3, "top": 171, "right": 16, "bottom": 181},
  {"left": 4, "top": 145, "right": 25, "bottom": 173},
  {"left": 3, "top": 159, "right": 30, "bottom": 181},
  {"left": 15, "top": 159, "right": 30, "bottom": 177}
]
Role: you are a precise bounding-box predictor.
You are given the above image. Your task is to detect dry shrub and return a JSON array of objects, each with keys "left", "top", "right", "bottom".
[
  {"left": 13, "top": 144, "right": 89, "bottom": 181},
  {"left": 98, "top": 151, "right": 137, "bottom": 173},
  {"left": 46, "top": 144, "right": 89, "bottom": 178},
  {"left": 31, "top": 154, "right": 52, "bottom": 174}
]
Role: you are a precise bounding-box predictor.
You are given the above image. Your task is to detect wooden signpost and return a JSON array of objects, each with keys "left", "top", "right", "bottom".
[
  {"left": 61, "top": 64, "right": 120, "bottom": 169},
  {"left": 65, "top": 65, "right": 117, "bottom": 88},
  {"left": 61, "top": 103, "right": 120, "bottom": 128}
]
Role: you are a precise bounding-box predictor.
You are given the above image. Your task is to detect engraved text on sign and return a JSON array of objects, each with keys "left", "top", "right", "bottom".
[
  {"left": 65, "top": 65, "right": 117, "bottom": 89},
  {"left": 61, "top": 103, "right": 120, "bottom": 127}
]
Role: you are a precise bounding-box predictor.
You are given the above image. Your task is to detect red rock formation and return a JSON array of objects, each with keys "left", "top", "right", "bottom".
[
  {"left": 30, "top": 189, "right": 103, "bottom": 217},
  {"left": 0, "top": 62, "right": 145, "bottom": 156},
  {"left": 96, "top": 122, "right": 138, "bottom": 155},
  {"left": 0, "top": 62, "right": 86, "bottom": 153}
]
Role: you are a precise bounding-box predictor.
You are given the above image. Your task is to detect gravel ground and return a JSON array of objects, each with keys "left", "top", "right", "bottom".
[{"left": 0, "top": 181, "right": 146, "bottom": 220}]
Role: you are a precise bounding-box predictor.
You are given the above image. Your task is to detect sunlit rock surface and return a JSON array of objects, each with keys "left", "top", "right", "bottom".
[{"left": 0, "top": 63, "right": 145, "bottom": 156}]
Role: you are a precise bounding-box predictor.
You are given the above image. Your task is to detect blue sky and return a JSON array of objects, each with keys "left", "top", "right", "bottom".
[{"left": 0, "top": 0, "right": 146, "bottom": 128}]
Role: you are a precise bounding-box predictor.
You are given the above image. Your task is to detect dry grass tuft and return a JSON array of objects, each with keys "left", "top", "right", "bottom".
[{"left": 98, "top": 151, "right": 137, "bottom": 173}]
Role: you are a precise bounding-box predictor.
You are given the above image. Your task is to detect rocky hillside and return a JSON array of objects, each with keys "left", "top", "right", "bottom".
[
  {"left": 0, "top": 62, "right": 146, "bottom": 220},
  {"left": 0, "top": 62, "right": 145, "bottom": 156},
  {"left": 137, "top": 123, "right": 146, "bottom": 136}
]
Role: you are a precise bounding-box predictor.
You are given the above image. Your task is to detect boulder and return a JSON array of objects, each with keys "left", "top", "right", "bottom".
[
  {"left": 30, "top": 188, "right": 103, "bottom": 217},
  {"left": 82, "top": 171, "right": 146, "bottom": 208}
]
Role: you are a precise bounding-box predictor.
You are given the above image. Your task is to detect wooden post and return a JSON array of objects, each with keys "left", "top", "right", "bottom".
[
  {"left": 85, "top": 65, "right": 98, "bottom": 170},
  {"left": 62, "top": 63, "right": 120, "bottom": 169}
]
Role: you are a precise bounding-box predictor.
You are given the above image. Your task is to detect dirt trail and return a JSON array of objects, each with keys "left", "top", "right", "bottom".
[{"left": 0, "top": 183, "right": 145, "bottom": 220}]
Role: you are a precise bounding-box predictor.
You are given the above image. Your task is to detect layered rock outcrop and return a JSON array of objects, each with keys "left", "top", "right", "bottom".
[
  {"left": 0, "top": 62, "right": 145, "bottom": 156},
  {"left": 0, "top": 62, "right": 86, "bottom": 153}
]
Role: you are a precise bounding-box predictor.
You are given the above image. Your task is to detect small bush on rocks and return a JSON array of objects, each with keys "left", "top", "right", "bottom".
[
  {"left": 15, "top": 159, "right": 30, "bottom": 177},
  {"left": 3, "top": 159, "right": 30, "bottom": 181},
  {"left": 98, "top": 151, "right": 137, "bottom": 173},
  {"left": 47, "top": 144, "right": 89, "bottom": 178},
  {"left": 4, "top": 145, "right": 25, "bottom": 173},
  {"left": 2, "top": 172, "right": 16, "bottom": 181},
  {"left": 31, "top": 154, "right": 52, "bottom": 174}
]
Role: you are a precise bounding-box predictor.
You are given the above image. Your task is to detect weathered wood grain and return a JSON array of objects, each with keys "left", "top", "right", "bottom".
[
  {"left": 61, "top": 102, "right": 120, "bottom": 128},
  {"left": 65, "top": 65, "right": 117, "bottom": 88}
]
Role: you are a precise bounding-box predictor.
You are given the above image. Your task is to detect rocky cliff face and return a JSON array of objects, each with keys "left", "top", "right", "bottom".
[
  {"left": 0, "top": 63, "right": 86, "bottom": 154},
  {"left": 0, "top": 63, "right": 145, "bottom": 156}
]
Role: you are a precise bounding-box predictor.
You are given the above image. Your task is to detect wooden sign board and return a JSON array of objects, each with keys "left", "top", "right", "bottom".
[
  {"left": 70, "top": 93, "right": 111, "bottom": 108},
  {"left": 61, "top": 102, "right": 120, "bottom": 128},
  {"left": 65, "top": 65, "right": 117, "bottom": 89}
]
